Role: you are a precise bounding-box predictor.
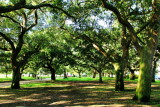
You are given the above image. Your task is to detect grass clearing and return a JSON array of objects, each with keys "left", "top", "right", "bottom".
[
  {"left": 0, "top": 77, "right": 12, "bottom": 82},
  {"left": 21, "top": 82, "right": 59, "bottom": 88},
  {"left": 57, "top": 77, "right": 115, "bottom": 82}
]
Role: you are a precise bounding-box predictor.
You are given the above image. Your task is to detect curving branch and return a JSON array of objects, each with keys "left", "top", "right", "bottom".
[
  {"left": 0, "top": 32, "right": 15, "bottom": 50},
  {"left": 0, "top": 47, "right": 10, "bottom": 51},
  {"left": 0, "top": 15, "right": 21, "bottom": 26},
  {"left": 0, "top": 3, "right": 75, "bottom": 20},
  {"left": 12, "top": 10, "right": 39, "bottom": 60},
  {"left": 26, "top": 10, "right": 38, "bottom": 32},
  {"left": 21, "top": 11, "right": 27, "bottom": 28},
  {"left": 136, "top": 22, "right": 151, "bottom": 35},
  {"left": 19, "top": 48, "right": 39, "bottom": 67}
]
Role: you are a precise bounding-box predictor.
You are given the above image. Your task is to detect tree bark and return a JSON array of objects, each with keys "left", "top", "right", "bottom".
[
  {"left": 133, "top": 0, "right": 160, "bottom": 102},
  {"left": 98, "top": 71, "right": 103, "bottom": 83},
  {"left": 93, "top": 70, "right": 96, "bottom": 78},
  {"left": 6, "top": 72, "right": 8, "bottom": 78},
  {"left": 113, "top": 63, "right": 124, "bottom": 91},
  {"left": 133, "top": 46, "right": 156, "bottom": 102},
  {"left": 113, "top": 26, "right": 130, "bottom": 91},
  {"left": 49, "top": 67, "right": 56, "bottom": 80},
  {"left": 128, "top": 67, "right": 135, "bottom": 80},
  {"left": 101, "top": 0, "right": 159, "bottom": 102},
  {"left": 130, "top": 70, "right": 135, "bottom": 80},
  {"left": 78, "top": 72, "right": 81, "bottom": 78},
  {"left": 64, "top": 71, "right": 67, "bottom": 79},
  {"left": 11, "top": 66, "right": 20, "bottom": 89}
]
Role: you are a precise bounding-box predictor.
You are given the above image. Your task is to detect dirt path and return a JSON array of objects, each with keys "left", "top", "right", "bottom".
[{"left": 0, "top": 78, "right": 51, "bottom": 88}]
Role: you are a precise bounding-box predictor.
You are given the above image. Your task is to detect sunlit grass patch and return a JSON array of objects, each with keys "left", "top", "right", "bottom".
[
  {"left": 57, "top": 77, "right": 97, "bottom": 81},
  {"left": 0, "top": 77, "right": 12, "bottom": 82},
  {"left": 154, "top": 80, "right": 160, "bottom": 84},
  {"left": 57, "top": 77, "right": 115, "bottom": 82},
  {"left": 21, "top": 77, "right": 35, "bottom": 80},
  {"left": 21, "top": 82, "right": 58, "bottom": 88}
]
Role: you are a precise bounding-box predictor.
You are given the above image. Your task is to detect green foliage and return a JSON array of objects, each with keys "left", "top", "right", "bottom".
[{"left": 10, "top": 0, "right": 19, "bottom": 4}]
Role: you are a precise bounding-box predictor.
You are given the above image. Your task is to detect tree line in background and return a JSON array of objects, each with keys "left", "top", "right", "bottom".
[{"left": 0, "top": 0, "right": 160, "bottom": 102}]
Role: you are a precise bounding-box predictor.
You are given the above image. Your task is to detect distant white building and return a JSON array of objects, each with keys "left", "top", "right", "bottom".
[{"left": 155, "top": 66, "right": 160, "bottom": 80}]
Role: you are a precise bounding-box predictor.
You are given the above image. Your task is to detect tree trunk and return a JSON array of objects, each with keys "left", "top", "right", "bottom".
[
  {"left": 92, "top": 70, "right": 96, "bottom": 78},
  {"left": 128, "top": 66, "right": 135, "bottom": 80},
  {"left": 133, "top": 0, "right": 159, "bottom": 102},
  {"left": 130, "top": 70, "right": 135, "bottom": 80},
  {"left": 108, "top": 73, "right": 110, "bottom": 77},
  {"left": 98, "top": 71, "right": 103, "bottom": 83},
  {"left": 111, "top": 73, "right": 114, "bottom": 78},
  {"left": 78, "top": 72, "right": 81, "bottom": 78},
  {"left": 102, "top": 73, "right": 105, "bottom": 77},
  {"left": 64, "top": 71, "right": 67, "bottom": 79},
  {"left": 6, "top": 72, "right": 8, "bottom": 78},
  {"left": 32, "top": 74, "right": 37, "bottom": 78},
  {"left": 113, "top": 26, "right": 130, "bottom": 91},
  {"left": 133, "top": 46, "right": 156, "bottom": 102},
  {"left": 113, "top": 63, "right": 124, "bottom": 91},
  {"left": 20, "top": 72, "right": 22, "bottom": 80},
  {"left": 49, "top": 67, "right": 56, "bottom": 80},
  {"left": 11, "top": 67, "right": 20, "bottom": 89}
]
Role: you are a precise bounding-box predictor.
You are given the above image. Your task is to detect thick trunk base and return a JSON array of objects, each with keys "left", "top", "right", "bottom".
[
  {"left": 11, "top": 70, "right": 20, "bottom": 89},
  {"left": 99, "top": 72, "right": 103, "bottom": 83},
  {"left": 114, "top": 63, "right": 124, "bottom": 91},
  {"left": 133, "top": 47, "right": 154, "bottom": 102}
]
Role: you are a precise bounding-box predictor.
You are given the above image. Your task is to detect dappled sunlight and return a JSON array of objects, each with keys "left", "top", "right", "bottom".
[
  {"left": 0, "top": 100, "right": 18, "bottom": 105},
  {"left": 111, "top": 96, "right": 131, "bottom": 100},
  {"left": 88, "top": 104, "right": 125, "bottom": 107},
  {"left": 16, "top": 98, "right": 39, "bottom": 102},
  {"left": 0, "top": 80, "right": 159, "bottom": 106},
  {"left": 59, "top": 95, "right": 68, "bottom": 98},
  {"left": 82, "top": 86, "right": 96, "bottom": 88},
  {"left": 49, "top": 101, "right": 71, "bottom": 105},
  {"left": 0, "top": 94, "right": 15, "bottom": 97}
]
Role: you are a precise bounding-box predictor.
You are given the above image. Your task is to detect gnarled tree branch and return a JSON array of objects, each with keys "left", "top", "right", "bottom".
[
  {"left": 0, "top": 3, "right": 75, "bottom": 20},
  {"left": 0, "top": 32, "right": 15, "bottom": 50},
  {"left": 0, "top": 15, "right": 21, "bottom": 25}
]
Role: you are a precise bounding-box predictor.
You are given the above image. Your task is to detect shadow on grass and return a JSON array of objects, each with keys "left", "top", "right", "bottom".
[{"left": 0, "top": 80, "right": 160, "bottom": 106}]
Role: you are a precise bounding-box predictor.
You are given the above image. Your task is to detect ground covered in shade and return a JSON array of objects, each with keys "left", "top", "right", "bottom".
[{"left": 0, "top": 78, "right": 160, "bottom": 107}]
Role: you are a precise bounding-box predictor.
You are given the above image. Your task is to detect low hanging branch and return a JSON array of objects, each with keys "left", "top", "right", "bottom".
[
  {"left": 0, "top": 47, "right": 10, "bottom": 51},
  {"left": 0, "top": 15, "right": 21, "bottom": 26},
  {"left": 0, "top": 32, "right": 15, "bottom": 51},
  {"left": 19, "top": 47, "right": 40, "bottom": 68},
  {"left": 0, "top": 2, "right": 75, "bottom": 20}
]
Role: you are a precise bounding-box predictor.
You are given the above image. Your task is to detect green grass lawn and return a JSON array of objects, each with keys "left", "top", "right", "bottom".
[
  {"left": 57, "top": 77, "right": 115, "bottom": 82},
  {"left": 0, "top": 77, "right": 12, "bottom": 82},
  {"left": 21, "top": 82, "right": 59, "bottom": 88}
]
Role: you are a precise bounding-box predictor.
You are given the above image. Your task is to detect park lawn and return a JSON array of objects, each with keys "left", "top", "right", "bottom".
[
  {"left": 0, "top": 77, "right": 160, "bottom": 106},
  {"left": 0, "top": 77, "right": 12, "bottom": 82},
  {"left": 57, "top": 77, "right": 115, "bottom": 82}
]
